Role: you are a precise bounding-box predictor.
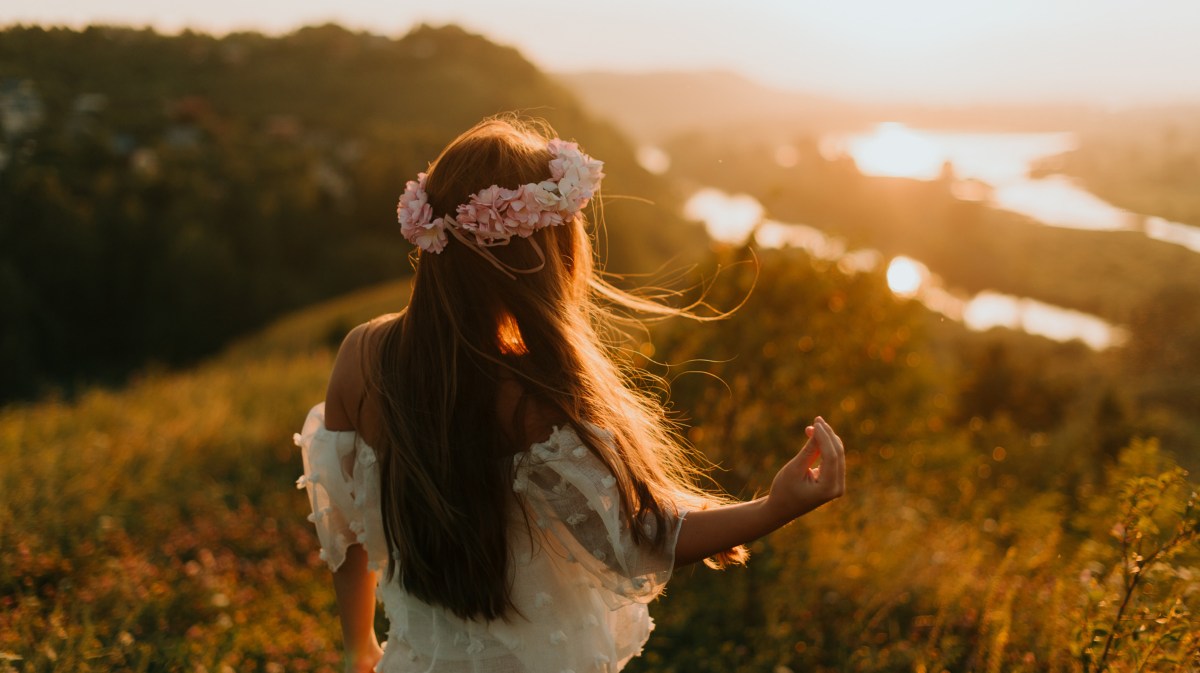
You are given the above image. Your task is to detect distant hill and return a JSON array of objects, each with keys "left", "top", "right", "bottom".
[
  {"left": 0, "top": 23, "right": 705, "bottom": 401},
  {"left": 557, "top": 70, "right": 1103, "bottom": 144},
  {"left": 557, "top": 70, "right": 867, "bottom": 143}
]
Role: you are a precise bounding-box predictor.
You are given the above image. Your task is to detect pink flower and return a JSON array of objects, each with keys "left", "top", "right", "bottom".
[
  {"left": 398, "top": 173, "right": 433, "bottom": 243},
  {"left": 458, "top": 185, "right": 519, "bottom": 243},
  {"left": 547, "top": 141, "right": 604, "bottom": 212},
  {"left": 413, "top": 217, "right": 448, "bottom": 254},
  {"left": 398, "top": 139, "right": 604, "bottom": 254},
  {"left": 503, "top": 186, "right": 541, "bottom": 238},
  {"left": 506, "top": 184, "right": 562, "bottom": 237}
]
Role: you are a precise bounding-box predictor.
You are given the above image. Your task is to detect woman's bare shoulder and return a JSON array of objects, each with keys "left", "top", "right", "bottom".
[
  {"left": 325, "top": 313, "right": 403, "bottom": 431},
  {"left": 364, "top": 311, "right": 404, "bottom": 331}
]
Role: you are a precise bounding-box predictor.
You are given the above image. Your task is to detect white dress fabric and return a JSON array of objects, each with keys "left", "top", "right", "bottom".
[{"left": 294, "top": 402, "right": 685, "bottom": 673}]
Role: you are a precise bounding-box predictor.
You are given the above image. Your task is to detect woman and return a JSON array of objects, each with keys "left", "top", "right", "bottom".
[{"left": 295, "top": 116, "right": 845, "bottom": 672}]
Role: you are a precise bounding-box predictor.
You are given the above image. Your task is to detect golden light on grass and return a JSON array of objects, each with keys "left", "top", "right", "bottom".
[{"left": 886, "top": 255, "right": 926, "bottom": 296}]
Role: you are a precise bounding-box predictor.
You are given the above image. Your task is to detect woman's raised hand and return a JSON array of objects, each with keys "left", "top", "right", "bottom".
[
  {"left": 672, "top": 416, "right": 847, "bottom": 566},
  {"left": 766, "top": 417, "right": 846, "bottom": 524}
]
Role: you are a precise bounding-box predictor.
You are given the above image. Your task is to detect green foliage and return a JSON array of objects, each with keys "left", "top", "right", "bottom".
[
  {"left": 0, "top": 23, "right": 704, "bottom": 402},
  {"left": 1075, "top": 439, "right": 1200, "bottom": 672}
]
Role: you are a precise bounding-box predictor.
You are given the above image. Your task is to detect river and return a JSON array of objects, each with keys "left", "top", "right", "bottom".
[
  {"left": 823, "top": 122, "right": 1200, "bottom": 253},
  {"left": 670, "top": 121, "right": 1185, "bottom": 350}
]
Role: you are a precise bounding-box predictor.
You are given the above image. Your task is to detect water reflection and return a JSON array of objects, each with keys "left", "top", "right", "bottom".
[
  {"left": 683, "top": 188, "right": 763, "bottom": 243},
  {"left": 635, "top": 145, "right": 671, "bottom": 175},
  {"left": 962, "top": 292, "right": 1126, "bottom": 350},
  {"left": 683, "top": 187, "right": 1127, "bottom": 350},
  {"left": 886, "top": 256, "right": 927, "bottom": 297},
  {"left": 822, "top": 122, "right": 1076, "bottom": 184},
  {"left": 991, "top": 175, "right": 1137, "bottom": 231},
  {"left": 824, "top": 123, "right": 1200, "bottom": 252}
]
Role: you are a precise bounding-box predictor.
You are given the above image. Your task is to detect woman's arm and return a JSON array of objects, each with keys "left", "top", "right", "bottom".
[
  {"left": 332, "top": 544, "right": 383, "bottom": 673},
  {"left": 674, "top": 417, "right": 845, "bottom": 567},
  {"left": 325, "top": 324, "right": 383, "bottom": 672}
]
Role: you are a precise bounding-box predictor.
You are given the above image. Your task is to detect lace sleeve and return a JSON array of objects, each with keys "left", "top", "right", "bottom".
[
  {"left": 294, "top": 403, "right": 387, "bottom": 573},
  {"left": 512, "top": 425, "right": 685, "bottom": 606}
]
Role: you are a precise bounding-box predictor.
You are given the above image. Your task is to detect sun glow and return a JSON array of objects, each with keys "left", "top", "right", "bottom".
[{"left": 845, "top": 123, "right": 945, "bottom": 180}]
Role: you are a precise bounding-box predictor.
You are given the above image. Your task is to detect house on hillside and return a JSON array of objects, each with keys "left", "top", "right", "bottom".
[{"left": 0, "top": 79, "right": 45, "bottom": 139}]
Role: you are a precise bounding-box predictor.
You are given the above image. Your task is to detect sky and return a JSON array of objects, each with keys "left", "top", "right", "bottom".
[{"left": 5, "top": 0, "right": 1200, "bottom": 106}]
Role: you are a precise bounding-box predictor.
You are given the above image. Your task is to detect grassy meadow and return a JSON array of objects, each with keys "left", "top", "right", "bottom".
[
  {"left": 2, "top": 250, "right": 1198, "bottom": 672},
  {"left": 0, "top": 281, "right": 408, "bottom": 671}
]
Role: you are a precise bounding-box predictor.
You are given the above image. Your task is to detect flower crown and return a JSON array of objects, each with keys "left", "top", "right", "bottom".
[{"left": 397, "top": 138, "right": 604, "bottom": 255}]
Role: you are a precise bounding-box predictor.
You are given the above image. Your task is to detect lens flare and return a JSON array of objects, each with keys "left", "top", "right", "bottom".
[{"left": 886, "top": 256, "right": 926, "bottom": 296}]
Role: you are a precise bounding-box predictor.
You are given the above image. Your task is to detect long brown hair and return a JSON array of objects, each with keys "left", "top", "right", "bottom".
[{"left": 371, "top": 116, "right": 746, "bottom": 621}]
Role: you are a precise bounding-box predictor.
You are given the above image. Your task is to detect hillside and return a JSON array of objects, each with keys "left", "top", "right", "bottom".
[
  {"left": 2, "top": 244, "right": 1197, "bottom": 671},
  {"left": 0, "top": 23, "right": 706, "bottom": 401}
]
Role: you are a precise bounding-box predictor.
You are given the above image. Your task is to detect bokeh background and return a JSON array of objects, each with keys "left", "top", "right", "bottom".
[{"left": 2, "top": 2, "right": 1198, "bottom": 671}]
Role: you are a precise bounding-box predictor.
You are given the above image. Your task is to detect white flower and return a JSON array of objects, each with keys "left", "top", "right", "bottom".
[
  {"left": 532, "top": 181, "right": 563, "bottom": 208},
  {"left": 549, "top": 630, "right": 567, "bottom": 645}
]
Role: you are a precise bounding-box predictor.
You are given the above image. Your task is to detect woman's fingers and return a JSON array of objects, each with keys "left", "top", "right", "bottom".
[
  {"left": 794, "top": 426, "right": 818, "bottom": 470},
  {"left": 793, "top": 417, "right": 847, "bottom": 499},
  {"left": 811, "top": 419, "right": 844, "bottom": 496},
  {"left": 816, "top": 419, "right": 845, "bottom": 493}
]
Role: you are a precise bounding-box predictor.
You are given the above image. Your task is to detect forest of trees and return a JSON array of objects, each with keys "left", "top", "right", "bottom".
[{"left": 0, "top": 24, "right": 703, "bottom": 401}]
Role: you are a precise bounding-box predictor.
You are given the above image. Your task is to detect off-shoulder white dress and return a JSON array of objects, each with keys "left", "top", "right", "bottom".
[{"left": 294, "top": 402, "right": 685, "bottom": 673}]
